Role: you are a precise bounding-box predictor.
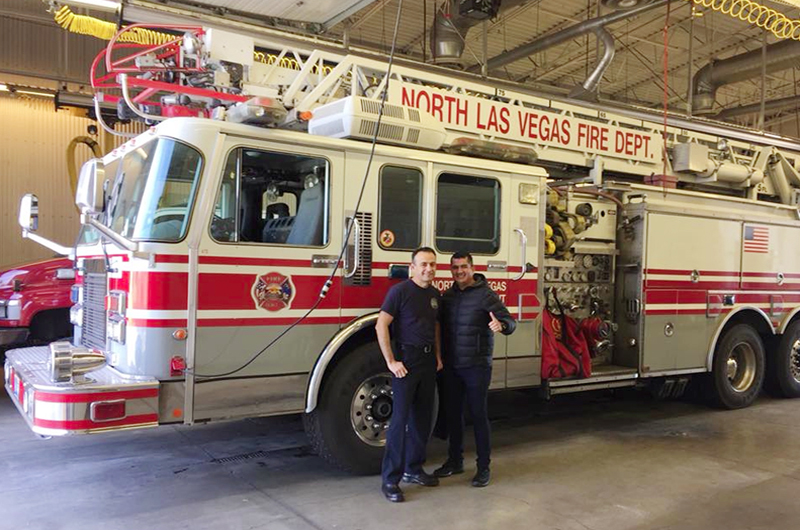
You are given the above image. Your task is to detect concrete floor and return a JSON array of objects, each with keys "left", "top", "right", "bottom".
[{"left": 2, "top": 384, "right": 800, "bottom": 530}]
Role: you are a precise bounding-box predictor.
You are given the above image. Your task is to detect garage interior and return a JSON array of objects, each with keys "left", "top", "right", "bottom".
[{"left": 3, "top": 0, "right": 800, "bottom": 528}]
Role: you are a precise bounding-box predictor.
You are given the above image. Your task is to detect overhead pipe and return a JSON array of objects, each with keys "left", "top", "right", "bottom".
[
  {"left": 715, "top": 94, "right": 800, "bottom": 121},
  {"left": 469, "top": 0, "right": 668, "bottom": 100},
  {"left": 569, "top": 27, "right": 615, "bottom": 101},
  {"left": 692, "top": 38, "right": 800, "bottom": 115}
]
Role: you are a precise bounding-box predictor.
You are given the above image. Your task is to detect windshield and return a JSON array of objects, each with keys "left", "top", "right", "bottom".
[{"left": 103, "top": 138, "right": 203, "bottom": 242}]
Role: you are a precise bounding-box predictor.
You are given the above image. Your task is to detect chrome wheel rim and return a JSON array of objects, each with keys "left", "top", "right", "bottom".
[
  {"left": 790, "top": 339, "right": 800, "bottom": 384},
  {"left": 350, "top": 373, "right": 393, "bottom": 447},
  {"left": 726, "top": 341, "right": 756, "bottom": 393}
]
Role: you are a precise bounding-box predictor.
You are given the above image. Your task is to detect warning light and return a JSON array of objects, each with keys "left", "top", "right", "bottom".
[
  {"left": 172, "top": 328, "right": 188, "bottom": 341},
  {"left": 90, "top": 400, "right": 126, "bottom": 422},
  {"left": 170, "top": 356, "right": 186, "bottom": 377},
  {"left": 298, "top": 110, "right": 313, "bottom": 121}
]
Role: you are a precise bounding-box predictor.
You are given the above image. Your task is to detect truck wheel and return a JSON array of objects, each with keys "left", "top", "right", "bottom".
[
  {"left": 766, "top": 321, "right": 800, "bottom": 398},
  {"left": 304, "top": 343, "right": 391, "bottom": 475},
  {"left": 709, "top": 324, "right": 765, "bottom": 409}
]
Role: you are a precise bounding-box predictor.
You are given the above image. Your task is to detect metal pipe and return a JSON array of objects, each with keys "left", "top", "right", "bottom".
[
  {"left": 569, "top": 26, "right": 615, "bottom": 101},
  {"left": 715, "top": 95, "right": 800, "bottom": 121},
  {"left": 692, "top": 38, "right": 800, "bottom": 114},
  {"left": 473, "top": 0, "right": 668, "bottom": 73}
]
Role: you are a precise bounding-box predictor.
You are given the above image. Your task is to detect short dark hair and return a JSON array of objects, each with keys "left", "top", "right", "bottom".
[
  {"left": 411, "top": 246, "right": 436, "bottom": 263},
  {"left": 450, "top": 251, "right": 473, "bottom": 266}
]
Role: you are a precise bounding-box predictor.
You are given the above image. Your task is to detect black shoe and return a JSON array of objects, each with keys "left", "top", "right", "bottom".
[
  {"left": 402, "top": 471, "right": 439, "bottom": 487},
  {"left": 433, "top": 460, "right": 465, "bottom": 478},
  {"left": 382, "top": 483, "right": 404, "bottom": 502},
  {"left": 471, "top": 468, "right": 490, "bottom": 487}
]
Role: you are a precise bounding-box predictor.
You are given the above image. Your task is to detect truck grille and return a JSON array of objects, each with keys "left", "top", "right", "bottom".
[{"left": 81, "top": 259, "right": 107, "bottom": 351}]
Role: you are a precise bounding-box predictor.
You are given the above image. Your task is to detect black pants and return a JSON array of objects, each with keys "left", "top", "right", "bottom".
[
  {"left": 443, "top": 364, "right": 492, "bottom": 470},
  {"left": 381, "top": 351, "right": 436, "bottom": 485}
]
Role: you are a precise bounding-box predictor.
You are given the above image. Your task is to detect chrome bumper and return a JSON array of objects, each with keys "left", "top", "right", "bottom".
[{"left": 4, "top": 345, "right": 160, "bottom": 436}]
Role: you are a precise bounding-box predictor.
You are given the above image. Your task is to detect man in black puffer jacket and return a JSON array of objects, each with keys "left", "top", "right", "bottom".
[{"left": 434, "top": 251, "right": 516, "bottom": 487}]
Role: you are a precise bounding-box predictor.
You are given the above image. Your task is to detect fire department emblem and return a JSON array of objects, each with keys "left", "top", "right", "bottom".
[{"left": 252, "top": 272, "right": 295, "bottom": 311}]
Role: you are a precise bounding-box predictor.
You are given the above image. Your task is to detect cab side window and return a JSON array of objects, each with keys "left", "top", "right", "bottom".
[
  {"left": 210, "top": 148, "right": 329, "bottom": 246},
  {"left": 378, "top": 166, "right": 422, "bottom": 250},
  {"left": 435, "top": 173, "right": 500, "bottom": 254}
]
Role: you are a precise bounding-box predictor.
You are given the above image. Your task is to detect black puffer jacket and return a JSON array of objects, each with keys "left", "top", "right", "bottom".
[{"left": 441, "top": 274, "right": 516, "bottom": 369}]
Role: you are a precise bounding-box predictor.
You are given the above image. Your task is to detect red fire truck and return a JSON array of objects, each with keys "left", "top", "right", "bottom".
[{"left": 6, "top": 25, "right": 800, "bottom": 474}]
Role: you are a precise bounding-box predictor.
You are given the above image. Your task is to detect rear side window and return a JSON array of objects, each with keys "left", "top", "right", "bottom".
[
  {"left": 378, "top": 166, "right": 422, "bottom": 250},
  {"left": 436, "top": 173, "right": 500, "bottom": 254}
]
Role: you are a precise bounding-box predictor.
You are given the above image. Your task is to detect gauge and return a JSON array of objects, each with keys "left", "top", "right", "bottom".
[
  {"left": 582, "top": 255, "right": 594, "bottom": 268},
  {"left": 562, "top": 271, "right": 572, "bottom": 282}
]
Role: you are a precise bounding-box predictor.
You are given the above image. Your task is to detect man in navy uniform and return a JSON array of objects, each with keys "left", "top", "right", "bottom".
[
  {"left": 375, "top": 247, "right": 443, "bottom": 502},
  {"left": 434, "top": 251, "right": 516, "bottom": 487}
]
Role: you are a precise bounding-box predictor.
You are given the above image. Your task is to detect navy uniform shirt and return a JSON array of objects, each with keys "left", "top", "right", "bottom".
[{"left": 380, "top": 279, "right": 440, "bottom": 348}]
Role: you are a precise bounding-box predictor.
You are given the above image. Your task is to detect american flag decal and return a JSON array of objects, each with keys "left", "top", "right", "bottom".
[{"left": 744, "top": 226, "right": 769, "bottom": 254}]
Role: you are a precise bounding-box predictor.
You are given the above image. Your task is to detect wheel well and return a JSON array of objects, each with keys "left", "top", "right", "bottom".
[
  {"left": 29, "top": 308, "right": 71, "bottom": 342},
  {"left": 318, "top": 325, "right": 378, "bottom": 395},
  {"left": 721, "top": 311, "right": 773, "bottom": 339},
  {"left": 709, "top": 310, "right": 773, "bottom": 369}
]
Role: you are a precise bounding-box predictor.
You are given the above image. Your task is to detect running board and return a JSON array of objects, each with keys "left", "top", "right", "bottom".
[{"left": 546, "top": 371, "right": 638, "bottom": 396}]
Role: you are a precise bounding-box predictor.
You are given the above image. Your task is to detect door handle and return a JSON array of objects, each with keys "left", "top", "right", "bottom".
[
  {"left": 345, "top": 216, "right": 361, "bottom": 279},
  {"left": 512, "top": 227, "right": 527, "bottom": 281}
]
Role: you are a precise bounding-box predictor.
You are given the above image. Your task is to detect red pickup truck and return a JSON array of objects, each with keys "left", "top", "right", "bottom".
[{"left": 0, "top": 257, "right": 75, "bottom": 349}]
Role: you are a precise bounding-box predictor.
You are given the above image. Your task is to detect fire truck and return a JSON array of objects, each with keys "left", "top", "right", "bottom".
[{"left": 6, "top": 25, "right": 800, "bottom": 475}]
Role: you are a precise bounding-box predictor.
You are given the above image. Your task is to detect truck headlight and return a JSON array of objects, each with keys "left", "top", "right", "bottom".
[
  {"left": 105, "top": 291, "right": 126, "bottom": 345},
  {"left": 70, "top": 304, "right": 83, "bottom": 326},
  {"left": 107, "top": 314, "right": 126, "bottom": 344},
  {"left": 3, "top": 299, "right": 21, "bottom": 320}
]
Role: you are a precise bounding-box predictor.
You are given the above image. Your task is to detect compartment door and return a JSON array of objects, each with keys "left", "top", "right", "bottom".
[
  {"left": 506, "top": 175, "right": 544, "bottom": 388},
  {"left": 643, "top": 213, "right": 741, "bottom": 372}
]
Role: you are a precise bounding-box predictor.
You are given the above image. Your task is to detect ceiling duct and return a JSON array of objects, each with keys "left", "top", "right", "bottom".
[
  {"left": 430, "top": 0, "right": 503, "bottom": 66},
  {"left": 714, "top": 94, "right": 800, "bottom": 121},
  {"left": 469, "top": 0, "right": 667, "bottom": 101},
  {"left": 692, "top": 39, "right": 800, "bottom": 115}
]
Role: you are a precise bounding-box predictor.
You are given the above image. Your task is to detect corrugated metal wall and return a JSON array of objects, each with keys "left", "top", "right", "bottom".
[
  {"left": 0, "top": 96, "right": 141, "bottom": 269},
  {"left": 0, "top": 1, "right": 108, "bottom": 85}
]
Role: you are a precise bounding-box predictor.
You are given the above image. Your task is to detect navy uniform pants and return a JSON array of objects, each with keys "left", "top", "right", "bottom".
[
  {"left": 381, "top": 348, "right": 436, "bottom": 485},
  {"left": 443, "top": 364, "right": 492, "bottom": 470}
]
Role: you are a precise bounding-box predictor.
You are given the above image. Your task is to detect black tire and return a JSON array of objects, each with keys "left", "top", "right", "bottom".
[
  {"left": 766, "top": 321, "right": 800, "bottom": 398},
  {"left": 709, "top": 324, "right": 765, "bottom": 409},
  {"left": 303, "top": 343, "right": 391, "bottom": 475}
]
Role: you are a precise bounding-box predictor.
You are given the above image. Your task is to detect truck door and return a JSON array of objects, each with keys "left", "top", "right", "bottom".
[
  {"left": 338, "top": 152, "right": 429, "bottom": 318},
  {"left": 505, "top": 174, "right": 544, "bottom": 388},
  {"left": 430, "top": 163, "right": 511, "bottom": 389},
  {"left": 192, "top": 138, "right": 345, "bottom": 421}
]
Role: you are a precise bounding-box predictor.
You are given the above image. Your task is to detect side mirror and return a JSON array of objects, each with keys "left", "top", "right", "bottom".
[
  {"left": 75, "top": 158, "right": 106, "bottom": 215},
  {"left": 18, "top": 194, "right": 39, "bottom": 232}
]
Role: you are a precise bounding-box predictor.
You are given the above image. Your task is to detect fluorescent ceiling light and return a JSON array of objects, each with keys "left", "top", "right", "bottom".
[
  {"left": 0, "top": 83, "right": 8, "bottom": 92},
  {"left": 63, "top": 0, "right": 121, "bottom": 13},
  {"left": 16, "top": 89, "right": 56, "bottom": 98}
]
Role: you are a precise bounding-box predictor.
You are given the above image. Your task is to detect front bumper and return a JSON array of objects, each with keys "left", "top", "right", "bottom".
[
  {"left": 4, "top": 345, "right": 160, "bottom": 436},
  {"left": 0, "top": 327, "right": 29, "bottom": 347}
]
